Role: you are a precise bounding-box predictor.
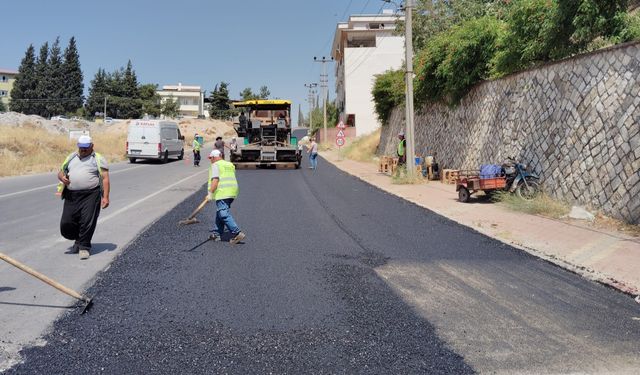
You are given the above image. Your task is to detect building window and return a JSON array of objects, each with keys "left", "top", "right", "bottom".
[
  {"left": 368, "top": 23, "right": 381, "bottom": 29},
  {"left": 0, "top": 90, "right": 7, "bottom": 96},
  {"left": 1, "top": 76, "right": 6, "bottom": 82},
  {"left": 347, "top": 36, "right": 376, "bottom": 48}
]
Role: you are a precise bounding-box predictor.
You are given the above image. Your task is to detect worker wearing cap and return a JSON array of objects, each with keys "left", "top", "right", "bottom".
[
  {"left": 57, "top": 135, "right": 110, "bottom": 260},
  {"left": 193, "top": 133, "right": 202, "bottom": 167},
  {"left": 207, "top": 149, "right": 245, "bottom": 244},
  {"left": 397, "top": 132, "right": 406, "bottom": 166}
]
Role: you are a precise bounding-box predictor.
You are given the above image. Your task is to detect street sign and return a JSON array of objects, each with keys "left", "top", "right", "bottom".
[
  {"left": 337, "top": 121, "right": 345, "bottom": 129},
  {"left": 337, "top": 129, "right": 345, "bottom": 138},
  {"left": 336, "top": 137, "right": 345, "bottom": 147}
]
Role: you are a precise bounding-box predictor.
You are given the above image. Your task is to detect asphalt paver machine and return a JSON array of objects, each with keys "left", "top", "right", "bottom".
[{"left": 231, "top": 100, "right": 301, "bottom": 169}]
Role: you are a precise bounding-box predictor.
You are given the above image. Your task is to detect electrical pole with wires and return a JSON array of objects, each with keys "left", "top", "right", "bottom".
[
  {"left": 404, "top": 0, "right": 416, "bottom": 178},
  {"left": 304, "top": 83, "right": 318, "bottom": 132},
  {"left": 314, "top": 56, "right": 333, "bottom": 144}
]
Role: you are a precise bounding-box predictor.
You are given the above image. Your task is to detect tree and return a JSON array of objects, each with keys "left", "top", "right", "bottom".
[
  {"left": 85, "top": 68, "right": 108, "bottom": 118},
  {"left": 119, "top": 60, "right": 141, "bottom": 118},
  {"left": 258, "top": 85, "right": 270, "bottom": 99},
  {"left": 139, "top": 83, "right": 161, "bottom": 118},
  {"left": 45, "top": 37, "right": 65, "bottom": 117},
  {"left": 9, "top": 44, "right": 37, "bottom": 114},
  {"left": 0, "top": 99, "right": 6, "bottom": 112},
  {"left": 62, "top": 36, "right": 84, "bottom": 114},
  {"left": 239, "top": 87, "right": 257, "bottom": 100},
  {"left": 33, "top": 42, "right": 49, "bottom": 117},
  {"left": 161, "top": 96, "right": 180, "bottom": 118},
  {"left": 209, "top": 81, "right": 230, "bottom": 118}
]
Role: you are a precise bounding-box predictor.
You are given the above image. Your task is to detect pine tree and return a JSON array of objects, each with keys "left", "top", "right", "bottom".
[
  {"left": 258, "top": 85, "right": 270, "bottom": 99},
  {"left": 34, "top": 42, "right": 49, "bottom": 117},
  {"left": 240, "top": 87, "right": 256, "bottom": 101},
  {"left": 139, "top": 83, "right": 161, "bottom": 117},
  {"left": 209, "top": 81, "right": 230, "bottom": 118},
  {"left": 9, "top": 44, "right": 37, "bottom": 114},
  {"left": 120, "top": 60, "right": 141, "bottom": 118},
  {"left": 45, "top": 37, "right": 64, "bottom": 117},
  {"left": 85, "top": 68, "right": 108, "bottom": 118},
  {"left": 62, "top": 36, "right": 84, "bottom": 114}
]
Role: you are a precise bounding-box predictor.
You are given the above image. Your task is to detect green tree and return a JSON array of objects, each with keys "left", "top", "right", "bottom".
[
  {"left": 161, "top": 96, "right": 180, "bottom": 118},
  {"left": 45, "top": 37, "right": 65, "bottom": 117},
  {"left": 62, "top": 36, "right": 84, "bottom": 114},
  {"left": 209, "top": 82, "right": 231, "bottom": 118},
  {"left": 372, "top": 69, "right": 405, "bottom": 125},
  {"left": 33, "top": 42, "right": 49, "bottom": 117},
  {"left": 0, "top": 99, "right": 6, "bottom": 112},
  {"left": 85, "top": 68, "right": 108, "bottom": 118},
  {"left": 240, "top": 87, "right": 257, "bottom": 100},
  {"left": 119, "top": 60, "right": 141, "bottom": 118},
  {"left": 258, "top": 85, "right": 270, "bottom": 99},
  {"left": 9, "top": 44, "right": 37, "bottom": 114},
  {"left": 139, "top": 83, "right": 161, "bottom": 118}
]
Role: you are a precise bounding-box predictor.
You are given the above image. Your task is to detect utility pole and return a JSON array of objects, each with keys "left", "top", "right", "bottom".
[
  {"left": 103, "top": 95, "right": 107, "bottom": 123},
  {"left": 314, "top": 56, "right": 333, "bottom": 144},
  {"left": 403, "top": 0, "right": 416, "bottom": 177},
  {"left": 304, "top": 83, "right": 318, "bottom": 132}
]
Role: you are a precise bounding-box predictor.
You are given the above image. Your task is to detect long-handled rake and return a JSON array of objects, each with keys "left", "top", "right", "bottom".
[
  {"left": 0, "top": 252, "right": 93, "bottom": 314},
  {"left": 178, "top": 197, "right": 209, "bottom": 226}
]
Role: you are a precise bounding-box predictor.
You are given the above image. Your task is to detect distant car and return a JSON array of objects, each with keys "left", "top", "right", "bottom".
[
  {"left": 51, "top": 115, "right": 69, "bottom": 121},
  {"left": 104, "top": 117, "right": 114, "bottom": 124}
]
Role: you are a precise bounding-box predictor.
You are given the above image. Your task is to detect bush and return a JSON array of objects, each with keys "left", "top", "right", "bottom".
[
  {"left": 372, "top": 69, "right": 405, "bottom": 125},
  {"left": 415, "top": 16, "right": 505, "bottom": 104}
]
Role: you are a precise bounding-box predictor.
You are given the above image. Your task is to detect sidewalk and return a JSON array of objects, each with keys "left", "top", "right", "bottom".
[{"left": 321, "top": 151, "right": 640, "bottom": 297}]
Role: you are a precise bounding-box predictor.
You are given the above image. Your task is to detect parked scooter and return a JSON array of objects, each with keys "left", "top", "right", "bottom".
[{"left": 502, "top": 157, "right": 541, "bottom": 200}]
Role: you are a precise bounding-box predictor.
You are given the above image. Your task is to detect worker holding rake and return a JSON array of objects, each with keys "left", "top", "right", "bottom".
[{"left": 207, "top": 149, "right": 245, "bottom": 244}]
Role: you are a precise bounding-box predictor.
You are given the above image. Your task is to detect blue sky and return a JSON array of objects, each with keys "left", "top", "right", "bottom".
[{"left": 1, "top": 0, "right": 395, "bottom": 122}]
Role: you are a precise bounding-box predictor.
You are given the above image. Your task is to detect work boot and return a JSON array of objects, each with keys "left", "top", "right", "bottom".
[
  {"left": 208, "top": 234, "right": 221, "bottom": 242},
  {"left": 230, "top": 231, "right": 245, "bottom": 245},
  {"left": 79, "top": 249, "right": 90, "bottom": 260}
]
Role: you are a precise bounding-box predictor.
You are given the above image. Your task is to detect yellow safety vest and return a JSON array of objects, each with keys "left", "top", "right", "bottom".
[
  {"left": 56, "top": 152, "right": 104, "bottom": 198},
  {"left": 208, "top": 160, "right": 239, "bottom": 201},
  {"left": 397, "top": 139, "right": 405, "bottom": 157},
  {"left": 193, "top": 139, "right": 201, "bottom": 151}
]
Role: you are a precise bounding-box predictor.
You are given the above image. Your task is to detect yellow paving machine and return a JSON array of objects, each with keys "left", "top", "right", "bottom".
[{"left": 231, "top": 99, "right": 302, "bottom": 169}]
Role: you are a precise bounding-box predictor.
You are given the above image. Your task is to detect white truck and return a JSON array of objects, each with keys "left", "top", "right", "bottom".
[{"left": 126, "top": 120, "right": 185, "bottom": 163}]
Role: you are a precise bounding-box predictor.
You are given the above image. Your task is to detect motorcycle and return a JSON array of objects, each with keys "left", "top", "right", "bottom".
[{"left": 502, "top": 157, "right": 541, "bottom": 200}]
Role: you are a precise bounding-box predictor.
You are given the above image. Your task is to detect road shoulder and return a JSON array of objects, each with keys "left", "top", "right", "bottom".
[{"left": 321, "top": 151, "right": 640, "bottom": 297}]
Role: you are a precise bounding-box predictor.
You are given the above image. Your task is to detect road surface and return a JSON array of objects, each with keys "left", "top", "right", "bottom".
[{"left": 3, "top": 153, "right": 640, "bottom": 374}]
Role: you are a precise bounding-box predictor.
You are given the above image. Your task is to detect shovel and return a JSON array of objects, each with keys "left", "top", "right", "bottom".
[
  {"left": 0, "top": 252, "right": 93, "bottom": 314},
  {"left": 178, "top": 197, "right": 209, "bottom": 226}
]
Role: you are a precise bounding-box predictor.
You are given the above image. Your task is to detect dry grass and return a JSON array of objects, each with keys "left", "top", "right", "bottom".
[
  {"left": 391, "top": 166, "right": 425, "bottom": 184},
  {"left": 343, "top": 129, "right": 381, "bottom": 163},
  {"left": 493, "top": 191, "right": 570, "bottom": 219},
  {"left": 0, "top": 126, "right": 127, "bottom": 177}
]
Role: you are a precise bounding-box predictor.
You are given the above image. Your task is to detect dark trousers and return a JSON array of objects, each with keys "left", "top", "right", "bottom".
[
  {"left": 60, "top": 187, "right": 101, "bottom": 250},
  {"left": 193, "top": 150, "right": 201, "bottom": 166}
]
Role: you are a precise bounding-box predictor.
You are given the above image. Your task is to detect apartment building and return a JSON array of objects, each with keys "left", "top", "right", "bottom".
[
  {"left": 157, "top": 83, "right": 206, "bottom": 118},
  {"left": 331, "top": 11, "right": 405, "bottom": 136},
  {"left": 0, "top": 68, "right": 19, "bottom": 108}
]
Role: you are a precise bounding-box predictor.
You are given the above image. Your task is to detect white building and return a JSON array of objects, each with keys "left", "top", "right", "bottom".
[
  {"left": 331, "top": 11, "right": 405, "bottom": 136},
  {"left": 157, "top": 83, "right": 206, "bottom": 118}
]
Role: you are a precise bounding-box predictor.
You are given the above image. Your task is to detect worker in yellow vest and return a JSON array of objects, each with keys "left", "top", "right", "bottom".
[
  {"left": 207, "top": 149, "right": 245, "bottom": 244},
  {"left": 397, "top": 131, "right": 406, "bottom": 165},
  {"left": 193, "top": 133, "right": 202, "bottom": 167},
  {"left": 57, "top": 135, "right": 110, "bottom": 260}
]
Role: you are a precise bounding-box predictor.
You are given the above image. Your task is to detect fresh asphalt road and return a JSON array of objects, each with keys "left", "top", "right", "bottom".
[
  {"left": 4, "top": 153, "right": 640, "bottom": 374},
  {"left": 0, "top": 152, "right": 210, "bottom": 370}
]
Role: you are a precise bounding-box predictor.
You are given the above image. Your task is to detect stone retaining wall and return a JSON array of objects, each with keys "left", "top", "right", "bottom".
[{"left": 378, "top": 42, "right": 640, "bottom": 223}]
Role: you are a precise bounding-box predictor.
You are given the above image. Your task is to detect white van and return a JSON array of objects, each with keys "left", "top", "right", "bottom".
[{"left": 126, "top": 120, "right": 185, "bottom": 163}]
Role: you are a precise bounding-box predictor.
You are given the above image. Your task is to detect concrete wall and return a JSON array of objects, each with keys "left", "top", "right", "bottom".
[{"left": 378, "top": 42, "right": 640, "bottom": 224}]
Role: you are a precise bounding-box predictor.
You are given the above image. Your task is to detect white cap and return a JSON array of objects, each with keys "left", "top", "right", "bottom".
[
  {"left": 77, "top": 135, "right": 92, "bottom": 147},
  {"left": 209, "top": 149, "right": 221, "bottom": 158}
]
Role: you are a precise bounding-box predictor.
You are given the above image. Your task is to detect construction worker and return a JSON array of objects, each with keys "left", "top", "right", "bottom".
[
  {"left": 193, "top": 133, "right": 202, "bottom": 167},
  {"left": 397, "top": 131, "right": 406, "bottom": 165},
  {"left": 57, "top": 135, "right": 110, "bottom": 260},
  {"left": 207, "top": 149, "right": 245, "bottom": 244}
]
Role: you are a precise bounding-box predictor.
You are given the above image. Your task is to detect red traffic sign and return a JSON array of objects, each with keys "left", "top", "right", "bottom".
[
  {"left": 337, "top": 121, "right": 345, "bottom": 129},
  {"left": 336, "top": 129, "right": 345, "bottom": 138},
  {"left": 336, "top": 137, "right": 345, "bottom": 147}
]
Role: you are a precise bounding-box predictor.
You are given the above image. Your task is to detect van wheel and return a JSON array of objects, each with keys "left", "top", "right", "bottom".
[
  {"left": 129, "top": 158, "right": 136, "bottom": 164},
  {"left": 178, "top": 149, "right": 184, "bottom": 160},
  {"left": 162, "top": 151, "right": 169, "bottom": 164}
]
